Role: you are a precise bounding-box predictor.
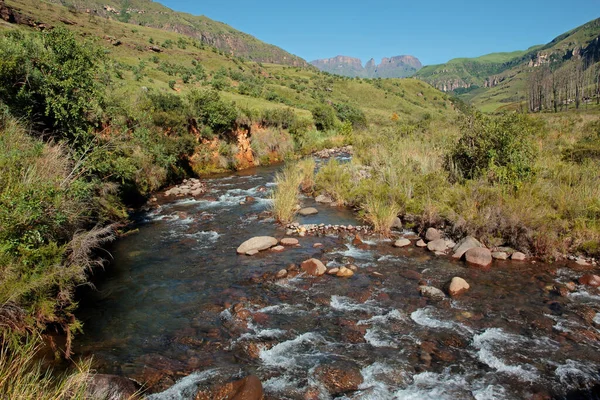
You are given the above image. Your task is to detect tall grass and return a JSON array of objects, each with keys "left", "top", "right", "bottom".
[
  {"left": 271, "top": 162, "right": 302, "bottom": 224},
  {"left": 362, "top": 196, "right": 401, "bottom": 236},
  {"left": 0, "top": 334, "right": 91, "bottom": 400}
]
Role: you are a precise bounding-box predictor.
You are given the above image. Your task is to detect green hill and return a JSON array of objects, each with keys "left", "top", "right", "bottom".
[
  {"left": 36, "top": 0, "right": 308, "bottom": 66},
  {"left": 416, "top": 18, "right": 600, "bottom": 112}
]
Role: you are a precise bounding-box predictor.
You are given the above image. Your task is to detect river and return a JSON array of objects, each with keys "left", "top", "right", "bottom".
[{"left": 74, "top": 162, "right": 600, "bottom": 399}]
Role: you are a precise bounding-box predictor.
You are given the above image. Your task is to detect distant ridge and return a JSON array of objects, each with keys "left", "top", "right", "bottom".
[{"left": 310, "top": 55, "right": 422, "bottom": 78}]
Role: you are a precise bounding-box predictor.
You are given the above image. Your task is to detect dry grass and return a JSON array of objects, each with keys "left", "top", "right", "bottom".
[
  {"left": 0, "top": 334, "right": 91, "bottom": 400},
  {"left": 271, "top": 162, "right": 302, "bottom": 224}
]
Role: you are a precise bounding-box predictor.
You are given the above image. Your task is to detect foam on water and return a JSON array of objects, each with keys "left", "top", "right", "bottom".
[
  {"left": 330, "top": 295, "right": 383, "bottom": 314},
  {"left": 394, "top": 371, "right": 471, "bottom": 400},
  {"left": 259, "top": 332, "right": 328, "bottom": 369},
  {"left": 554, "top": 359, "right": 600, "bottom": 391},
  {"left": 332, "top": 244, "right": 376, "bottom": 261},
  {"left": 472, "top": 328, "right": 539, "bottom": 381},
  {"left": 147, "top": 368, "right": 223, "bottom": 400},
  {"left": 410, "top": 307, "right": 457, "bottom": 330},
  {"left": 364, "top": 327, "right": 399, "bottom": 348},
  {"left": 258, "top": 303, "right": 309, "bottom": 315},
  {"left": 358, "top": 309, "right": 405, "bottom": 326}
]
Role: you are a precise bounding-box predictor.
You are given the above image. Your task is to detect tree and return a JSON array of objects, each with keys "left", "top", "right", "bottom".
[{"left": 311, "top": 104, "right": 337, "bottom": 131}]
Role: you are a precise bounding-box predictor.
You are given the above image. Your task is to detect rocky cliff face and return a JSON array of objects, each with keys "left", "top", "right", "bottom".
[{"left": 310, "top": 55, "right": 422, "bottom": 78}]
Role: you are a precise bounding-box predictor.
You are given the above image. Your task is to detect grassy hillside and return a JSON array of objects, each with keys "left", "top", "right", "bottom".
[
  {"left": 416, "top": 18, "right": 600, "bottom": 112},
  {"left": 19, "top": 0, "right": 308, "bottom": 66}
]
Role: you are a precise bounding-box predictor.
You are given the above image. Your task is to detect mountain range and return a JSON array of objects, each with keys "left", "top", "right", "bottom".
[{"left": 310, "top": 55, "right": 422, "bottom": 78}]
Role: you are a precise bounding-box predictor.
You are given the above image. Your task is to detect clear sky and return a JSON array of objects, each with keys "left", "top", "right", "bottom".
[{"left": 159, "top": 0, "right": 599, "bottom": 66}]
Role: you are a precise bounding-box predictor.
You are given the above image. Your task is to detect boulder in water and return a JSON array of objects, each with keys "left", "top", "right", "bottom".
[
  {"left": 298, "top": 207, "right": 318, "bottom": 216},
  {"left": 391, "top": 217, "right": 402, "bottom": 230},
  {"left": 301, "top": 258, "right": 326, "bottom": 276},
  {"left": 427, "top": 239, "right": 447, "bottom": 252},
  {"left": 280, "top": 238, "right": 299, "bottom": 246},
  {"left": 511, "top": 251, "right": 526, "bottom": 261},
  {"left": 237, "top": 236, "right": 278, "bottom": 254},
  {"left": 452, "top": 236, "right": 483, "bottom": 259},
  {"left": 492, "top": 251, "right": 508, "bottom": 260},
  {"left": 425, "top": 227, "right": 441, "bottom": 242},
  {"left": 416, "top": 239, "right": 427, "bottom": 248},
  {"left": 336, "top": 266, "right": 354, "bottom": 278},
  {"left": 315, "top": 194, "right": 333, "bottom": 204},
  {"left": 419, "top": 286, "right": 446, "bottom": 301},
  {"left": 465, "top": 247, "right": 492, "bottom": 267},
  {"left": 447, "top": 277, "right": 470, "bottom": 297},
  {"left": 394, "top": 238, "right": 411, "bottom": 248}
]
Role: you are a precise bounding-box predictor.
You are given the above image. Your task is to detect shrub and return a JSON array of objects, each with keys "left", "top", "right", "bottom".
[
  {"left": 447, "top": 112, "right": 540, "bottom": 187},
  {"left": 311, "top": 104, "right": 337, "bottom": 131},
  {"left": 260, "top": 108, "right": 297, "bottom": 129},
  {"left": 0, "top": 28, "right": 104, "bottom": 142},
  {"left": 271, "top": 163, "right": 302, "bottom": 223},
  {"left": 186, "top": 89, "right": 237, "bottom": 136},
  {"left": 333, "top": 103, "right": 367, "bottom": 129}
]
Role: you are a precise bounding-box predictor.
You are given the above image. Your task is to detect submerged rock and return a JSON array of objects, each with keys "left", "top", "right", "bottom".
[
  {"left": 195, "top": 375, "right": 263, "bottom": 400},
  {"left": 465, "top": 247, "right": 492, "bottom": 267},
  {"left": 301, "top": 258, "right": 326, "bottom": 276},
  {"left": 236, "top": 236, "right": 278, "bottom": 254},
  {"left": 453, "top": 236, "right": 483, "bottom": 259},
  {"left": 298, "top": 207, "right": 319, "bottom": 216},
  {"left": 447, "top": 277, "right": 470, "bottom": 297},
  {"left": 419, "top": 285, "right": 446, "bottom": 301},
  {"left": 315, "top": 194, "right": 333, "bottom": 204},
  {"left": 314, "top": 361, "right": 363, "bottom": 395},
  {"left": 579, "top": 274, "right": 600, "bottom": 287}
]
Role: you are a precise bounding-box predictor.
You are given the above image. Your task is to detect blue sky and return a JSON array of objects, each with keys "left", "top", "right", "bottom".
[{"left": 160, "top": 0, "right": 598, "bottom": 66}]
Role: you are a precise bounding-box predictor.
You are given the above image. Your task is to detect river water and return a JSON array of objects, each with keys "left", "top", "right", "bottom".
[{"left": 75, "top": 163, "right": 600, "bottom": 399}]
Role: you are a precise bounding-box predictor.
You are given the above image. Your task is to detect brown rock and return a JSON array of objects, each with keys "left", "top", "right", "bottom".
[
  {"left": 314, "top": 362, "right": 363, "bottom": 395},
  {"left": 394, "top": 238, "right": 411, "bottom": 248},
  {"left": 579, "top": 274, "right": 600, "bottom": 287},
  {"left": 427, "top": 239, "right": 447, "bottom": 252},
  {"left": 465, "top": 247, "right": 492, "bottom": 267},
  {"left": 275, "top": 269, "right": 288, "bottom": 279},
  {"left": 195, "top": 375, "right": 263, "bottom": 400},
  {"left": 85, "top": 374, "right": 139, "bottom": 400},
  {"left": 301, "top": 258, "right": 326, "bottom": 276},
  {"left": 425, "top": 227, "right": 441, "bottom": 242},
  {"left": 336, "top": 267, "right": 354, "bottom": 278},
  {"left": 327, "top": 268, "right": 340, "bottom": 275},
  {"left": 452, "top": 236, "right": 483, "bottom": 259},
  {"left": 270, "top": 245, "right": 285, "bottom": 252},
  {"left": 237, "top": 236, "right": 278, "bottom": 254},
  {"left": 280, "top": 238, "right": 299, "bottom": 246},
  {"left": 447, "top": 277, "right": 470, "bottom": 297},
  {"left": 352, "top": 235, "right": 363, "bottom": 246}
]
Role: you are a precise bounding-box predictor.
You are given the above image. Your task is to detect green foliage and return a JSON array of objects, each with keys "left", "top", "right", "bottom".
[
  {"left": 334, "top": 102, "right": 367, "bottom": 129},
  {"left": 0, "top": 28, "right": 104, "bottom": 141},
  {"left": 260, "top": 108, "right": 297, "bottom": 129},
  {"left": 311, "top": 104, "right": 337, "bottom": 131},
  {"left": 186, "top": 89, "right": 238, "bottom": 135},
  {"left": 447, "top": 112, "right": 540, "bottom": 186}
]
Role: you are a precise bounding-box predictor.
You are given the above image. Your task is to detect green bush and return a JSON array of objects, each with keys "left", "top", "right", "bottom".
[
  {"left": 311, "top": 104, "right": 337, "bottom": 131},
  {"left": 186, "top": 89, "right": 237, "bottom": 135},
  {"left": 447, "top": 112, "right": 540, "bottom": 187},
  {"left": 260, "top": 108, "right": 297, "bottom": 129},
  {"left": 334, "top": 103, "right": 367, "bottom": 129},
  {"left": 0, "top": 28, "right": 104, "bottom": 142}
]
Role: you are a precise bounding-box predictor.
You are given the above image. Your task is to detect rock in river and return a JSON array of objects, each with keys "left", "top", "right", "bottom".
[
  {"left": 452, "top": 236, "right": 483, "bottom": 259},
  {"left": 237, "top": 236, "right": 278, "bottom": 254},
  {"left": 195, "top": 375, "right": 264, "bottom": 400},
  {"left": 315, "top": 194, "right": 333, "bottom": 204},
  {"left": 280, "top": 237, "right": 299, "bottom": 246},
  {"left": 298, "top": 207, "right": 319, "bottom": 216},
  {"left": 301, "top": 258, "right": 326, "bottom": 276},
  {"left": 336, "top": 266, "right": 354, "bottom": 278},
  {"left": 314, "top": 361, "right": 363, "bottom": 395},
  {"left": 579, "top": 274, "right": 600, "bottom": 287},
  {"left": 394, "top": 238, "right": 411, "bottom": 248},
  {"left": 511, "top": 251, "right": 526, "bottom": 261},
  {"left": 419, "top": 286, "right": 446, "bottom": 301},
  {"left": 447, "top": 277, "right": 470, "bottom": 297},
  {"left": 465, "top": 247, "right": 492, "bottom": 267},
  {"left": 425, "top": 227, "right": 441, "bottom": 242},
  {"left": 427, "top": 239, "right": 447, "bottom": 252}
]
